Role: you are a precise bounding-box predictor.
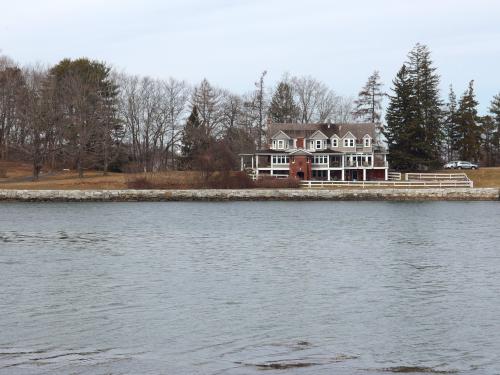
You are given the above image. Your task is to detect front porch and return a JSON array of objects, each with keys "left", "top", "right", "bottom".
[{"left": 240, "top": 153, "right": 389, "bottom": 181}]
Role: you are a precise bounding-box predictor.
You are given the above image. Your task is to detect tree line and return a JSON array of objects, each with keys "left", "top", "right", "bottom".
[
  {"left": 0, "top": 53, "right": 360, "bottom": 178},
  {"left": 0, "top": 44, "right": 499, "bottom": 180},
  {"left": 384, "top": 43, "right": 500, "bottom": 170}
]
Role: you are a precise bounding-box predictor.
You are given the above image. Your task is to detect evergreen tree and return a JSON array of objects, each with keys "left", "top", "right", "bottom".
[
  {"left": 181, "top": 105, "right": 209, "bottom": 169},
  {"left": 442, "top": 85, "right": 459, "bottom": 161},
  {"left": 384, "top": 44, "right": 443, "bottom": 170},
  {"left": 406, "top": 43, "right": 443, "bottom": 167},
  {"left": 489, "top": 93, "right": 500, "bottom": 165},
  {"left": 268, "top": 81, "right": 299, "bottom": 123},
  {"left": 385, "top": 65, "right": 422, "bottom": 170},
  {"left": 353, "top": 70, "right": 385, "bottom": 123},
  {"left": 455, "top": 80, "right": 481, "bottom": 162},
  {"left": 480, "top": 115, "right": 496, "bottom": 166}
]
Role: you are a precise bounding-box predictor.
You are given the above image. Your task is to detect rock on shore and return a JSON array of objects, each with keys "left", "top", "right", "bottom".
[{"left": 0, "top": 188, "right": 498, "bottom": 202}]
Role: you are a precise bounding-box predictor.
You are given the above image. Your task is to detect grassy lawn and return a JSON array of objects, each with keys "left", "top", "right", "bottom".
[
  {"left": 436, "top": 167, "right": 500, "bottom": 188},
  {"left": 1, "top": 161, "right": 499, "bottom": 189}
]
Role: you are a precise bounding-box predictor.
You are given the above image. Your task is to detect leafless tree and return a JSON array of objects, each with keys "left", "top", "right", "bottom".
[
  {"left": 291, "top": 75, "right": 342, "bottom": 124},
  {"left": 161, "top": 78, "right": 190, "bottom": 169},
  {"left": 254, "top": 71, "right": 267, "bottom": 148},
  {"left": 333, "top": 96, "right": 355, "bottom": 123},
  {"left": 191, "top": 79, "right": 225, "bottom": 138},
  {"left": 0, "top": 61, "right": 26, "bottom": 160}
]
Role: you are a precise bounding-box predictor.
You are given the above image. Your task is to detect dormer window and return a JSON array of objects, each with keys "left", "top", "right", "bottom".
[
  {"left": 315, "top": 140, "right": 323, "bottom": 149},
  {"left": 331, "top": 138, "right": 338, "bottom": 147},
  {"left": 343, "top": 138, "right": 355, "bottom": 147},
  {"left": 364, "top": 137, "right": 371, "bottom": 147},
  {"left": 277, "top": 140, "right": 284, "bottom": 149}
]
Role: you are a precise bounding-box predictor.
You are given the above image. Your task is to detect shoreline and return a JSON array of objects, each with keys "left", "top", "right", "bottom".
[{"left": 0, "top": 188, "right": 498, "bottom": 202}]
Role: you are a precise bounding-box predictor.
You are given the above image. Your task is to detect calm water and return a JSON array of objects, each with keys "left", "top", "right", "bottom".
[{"left": 0, "top": 202, "right": 499, "bottom": 375}]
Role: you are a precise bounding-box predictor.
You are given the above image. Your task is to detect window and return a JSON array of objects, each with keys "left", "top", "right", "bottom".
[
  {"left": 313, "top": 155, "right": 328, "bottom": 164},
  {"left": 364, "top": 137, "right": 371, "bottom": 147},
  {"left": 343, "top": 138, "right": 354, "bottom": 147},
  {"left": 315, "top": 140, "right": 323, "bottom": 149},
  {"left": 272, "top": 155, "right": 289, "bottom": 164},
  {"left": 331, "top": 138, "right": 338, "bottom": 147},
  {"left": 277, "top": 140, "right": 284, "bottom": 149},
  {"left": 272, "top": 140, "right": 276, "bottom": 149}
]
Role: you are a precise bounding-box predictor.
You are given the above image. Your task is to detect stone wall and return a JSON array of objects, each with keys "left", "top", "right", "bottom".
[{"left": 0, "top": 188, "right": 498, "bottom": 202}]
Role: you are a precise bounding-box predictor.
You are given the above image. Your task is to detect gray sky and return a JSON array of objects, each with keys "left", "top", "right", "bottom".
[{"left": 1, "top": 0, "right": 499, "bottom": 113}]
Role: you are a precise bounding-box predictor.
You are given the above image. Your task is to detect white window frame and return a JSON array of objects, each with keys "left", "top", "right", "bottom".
[
  {"left": 364, "top": 137, "right": 371, "bottom": 147},
  {"left": 277, "top": 140, "right": 284, "bottom": 149},
  {"left": 315, "top": 140, "right": 323, "bottom": 149},
  {"left": 272, "top": 155, "right": 289, "bottom": 164},
  {"left": 313, "top": 155, "right": 327, "bottom": 164},
  {"left": 331, "top": 138, "right": 338, "bottom": 147},
  {"left": 343, "top": 138, "right": 354, "bottom": 147}
]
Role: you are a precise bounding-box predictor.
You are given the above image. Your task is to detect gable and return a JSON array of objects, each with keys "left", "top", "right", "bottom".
[
  {"left": 342, "top": 131, "right": 356, "bottom": 140},
  {"left": 308, "top": 130, "right": 328, "bottom": 140},
  {"left": 271, "top": 130, "right": 291, "bottom": 140}
]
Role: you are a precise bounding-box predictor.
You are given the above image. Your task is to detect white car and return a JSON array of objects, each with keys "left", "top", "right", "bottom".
[
  {"left": 455, "top": 161, "right": 479, "bottom": 170},
  {"left": 443, "top": 161, "right": 457, "bottom": 169}
]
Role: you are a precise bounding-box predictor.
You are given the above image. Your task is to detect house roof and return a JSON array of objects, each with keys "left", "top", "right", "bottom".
[{"left": 267, "top": 122, "right": 375, "bottom": 140}]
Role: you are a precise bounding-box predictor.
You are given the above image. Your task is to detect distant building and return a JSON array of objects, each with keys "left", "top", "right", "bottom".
[{"left": 240, "top": 123, "right": 389, "bottom": 181}]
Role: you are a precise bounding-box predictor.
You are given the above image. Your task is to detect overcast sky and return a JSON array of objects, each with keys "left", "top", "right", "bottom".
[{"left": 1, "top": 0, "right": 499, "bottom": 113}]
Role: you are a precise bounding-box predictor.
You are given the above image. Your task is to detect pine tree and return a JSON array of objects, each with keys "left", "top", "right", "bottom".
[
  {"left": 480, "top": 115, "right": 496, "bottom": 166},
  {"left": 268, "top": 81, "right": 299, "bottom": 123},
  {"left": 385, "top": 44, "right": 443, "bottom": 170},
  {"left": 455, "top": 80, "right": 481, "bottom": 162},
  {"left": 442, "top": 85, "right": 459, "bottom": 161},
  {"left": 406, "top": 43, "right": 443, "bottom": 168},
  {"left": 489, "top": 93, "right": 500, "bottom": 165},
  {"left": 181, "top": 105, "right": 208, "bottom": 169},
  {"left": 353, "top": 70, "right": 385, "bottom": 123},
  {"left": 385, "top": 65, "right": 422, "bottom": 170}
]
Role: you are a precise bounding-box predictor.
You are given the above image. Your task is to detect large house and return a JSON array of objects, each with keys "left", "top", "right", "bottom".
[{"left": 240, "top": 122, "right": 389, "bottom": 181}]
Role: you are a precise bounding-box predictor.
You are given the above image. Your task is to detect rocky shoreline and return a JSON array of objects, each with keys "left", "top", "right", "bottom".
[{"left": 0, "top": 188, "right": 498, "bottom": 202}]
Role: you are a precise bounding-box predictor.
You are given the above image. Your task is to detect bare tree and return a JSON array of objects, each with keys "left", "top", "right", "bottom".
[
  {"left": 19, "top": 65, "right": 50, "bottom": 179},
  {"left": 291, "top": 75, "right": 341, "bottom": 124},
  {"left": 191, "top": 79, "right": 225, "bottom": 138},
  {"left": 161, "top": 78, "right": 190, "bottom": 169},
  {"left": 254, "top": 71, "right": 267, "bottom": 148},
  {"left": 333, "top": 96, "right": 355, "bottom": 123},
  {"left": 0, "top": 61, "right": 25, "bottom": 160}
]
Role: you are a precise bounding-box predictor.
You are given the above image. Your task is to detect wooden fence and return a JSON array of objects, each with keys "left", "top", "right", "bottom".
[{"left": 300, "top": 179, "right": 473, "bottom": 189}]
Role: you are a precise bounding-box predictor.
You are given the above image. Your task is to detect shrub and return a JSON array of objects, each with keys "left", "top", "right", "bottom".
[
  {"left": 125, "top": 172, "right": 301, "bottom": 189},
  {"left": 205, "top": 172, "right": 255, "bottom": 189},
  {"left": 255, "top": 176, "right": 300, "bottom": 189}
]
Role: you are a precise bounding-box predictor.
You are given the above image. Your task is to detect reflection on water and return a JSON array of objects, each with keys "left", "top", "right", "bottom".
[{"left": 0, "top": 202, "right": 499, "bottom": 375}]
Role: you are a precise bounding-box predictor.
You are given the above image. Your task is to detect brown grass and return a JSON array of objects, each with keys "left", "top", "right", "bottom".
[
  {"left": 438, "top": 167, "right": 500, "bottom": 188},
  {"left": 1, "top": 161, "right": 498, "bottom": 190},
  {"left": 125, "top": 172, "right": 299, "bottom": 189}
]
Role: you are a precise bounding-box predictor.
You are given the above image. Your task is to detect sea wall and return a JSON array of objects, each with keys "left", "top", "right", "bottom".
[{"left": 0, "top": 188, "right": 498, "bottom": 202}]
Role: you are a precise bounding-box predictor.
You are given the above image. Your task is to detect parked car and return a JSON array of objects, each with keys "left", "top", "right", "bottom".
[
  {"left": 455, "top": 161, "right": 479, "bottom": 170},
  {"left": 443, "top": 161, "right": 458, "bottom": 169}
]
